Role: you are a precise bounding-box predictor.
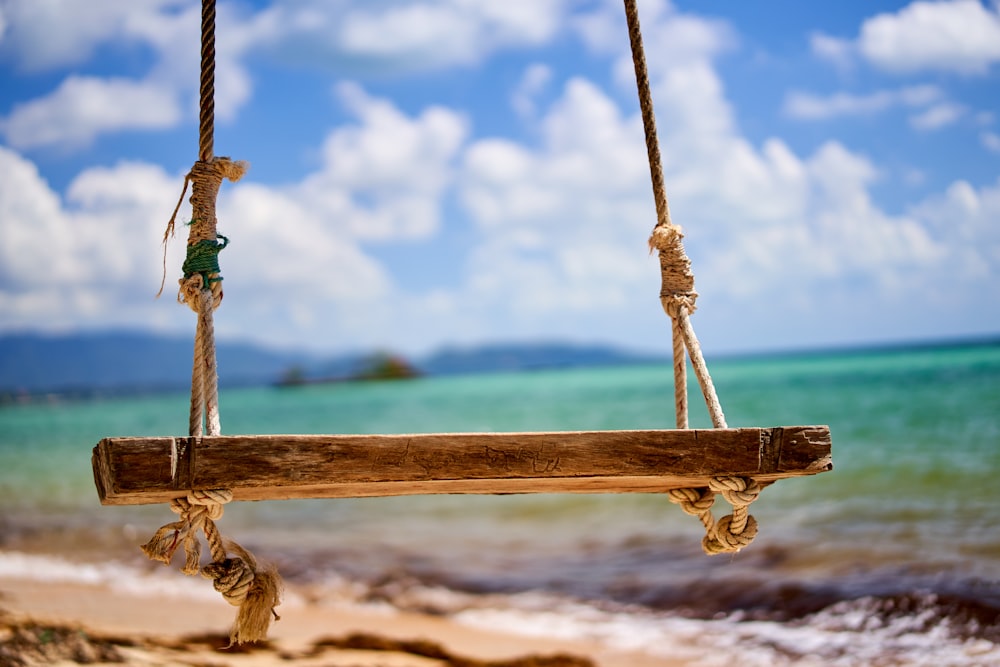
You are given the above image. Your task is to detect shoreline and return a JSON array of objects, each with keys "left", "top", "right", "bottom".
[{"left": 0, "top": 576, "right": 688, "bottom": 667}]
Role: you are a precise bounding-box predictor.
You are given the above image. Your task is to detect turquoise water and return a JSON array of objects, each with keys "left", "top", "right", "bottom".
[{"left": 1, "top": 341, "right": 999, "bottom": 664}]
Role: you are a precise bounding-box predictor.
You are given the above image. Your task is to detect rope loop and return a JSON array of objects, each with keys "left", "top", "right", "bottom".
[
  {"left": 666, "top": 487, "right": 714, "bottom": 517},
  {"left": 202, "top": 557, "right": 255, "bottom": 605},
  {"left": 188, "top": 488, "right": 233, "bottom": 505},
  {"left": 701, "top": 532, "right": 730, "bottom": 556},
  {"left": 709, "top": 476, "right": 762, "bottom": 506},
  {"left": 169, "top": 497, "right": 192, "bottom": 515},
  {"left": 713, "top": 513, "right": 759, "bottom": 551},
  {"left": 669, "top": 477, "right": 763, "bottom": 555}
]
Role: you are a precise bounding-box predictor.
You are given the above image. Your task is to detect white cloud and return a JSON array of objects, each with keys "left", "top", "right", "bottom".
[
  {"left": 0, "top": 147, "right": 74, "bottom": 287},
  {"left": 784, "top": 85, "right": 969, "bottom": 132},
  {"left": 0, "top": 0, "right": 570, "bottom": 150},
  {"left": 783, "top": 85, "right": 943, "bottom": 120},
  {"left": 0, "top": 85, "right": 467, "bottom": 349},
  {"left": 0, "top": 146, "right": 187, "bottom": 331},
  {"left": 452, "top": 0, "right": 969, "bottom": 348},
  {"left": 0, "top": 0, "right": 175, "bottom": 71},
  {"left": 909, "top": 102, "right": 965, "bottom": 130},
  {"left": 576, "top": 0, "right": 736, "bottom": 64},
  {"left": 123, "top": 1, "right": 261, "bottom": 123},
  {"left": 857, "top": 0, "right": 1000, "bottom": 74},
  {"left": 218, "top": 184, "right": 389, "bottom": 301},
  {"left": 257, "top": 0, "right": 568, "bottom": 73},
  {"left": 0, "top": 1, "right": 261, "bottom": 149},
  {"left": 512, "top": 63, "right": 553, "bottom": 118},
  {"left": 688, "top": 137, "right": 944, "bottom": 300},
  {"left": 190, "top": 147, "right": 402, "bottom": 344},
  {"left": 463, "top": 76, "right": 648, "bottom": 227},
  {"left": 911, "top": 178, "right": 1000, "bottom": 285},
  {"left": 975, "top": 111, "right": 995, "bottom": 126},
  {"left": 2, "top": 1, "right": 998, "bottom": 353},
  {"left": 296, "top": 82, "right": 468, "bottom": 241},
  {"left": 0, "top": 141, "right": 391, "bottom": 344},
  {"left": 983, "top": 130, "right": 1000, "bottom": 153},
  {"left": 2, "top": 76, "right": 182, "bottom": 149},
  {"left": 810, "top": 32, "right": 854, "bottom": 70}
]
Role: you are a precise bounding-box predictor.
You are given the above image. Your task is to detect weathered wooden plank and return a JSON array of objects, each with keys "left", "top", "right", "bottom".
[{"left": 92, "top": 426, "right": 832, "bottom": 505}]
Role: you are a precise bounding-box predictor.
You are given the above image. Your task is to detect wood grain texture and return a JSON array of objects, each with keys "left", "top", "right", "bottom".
[{"left": 92, "top": 426, "right": 832, "bottom": 505}]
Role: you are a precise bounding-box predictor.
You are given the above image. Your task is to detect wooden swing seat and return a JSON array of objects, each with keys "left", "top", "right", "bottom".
[{"left": 93, "top": 425, "right": 831, "bottom": 505}]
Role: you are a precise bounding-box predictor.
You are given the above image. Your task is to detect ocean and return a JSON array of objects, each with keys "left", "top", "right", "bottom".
[{"left": 1, "top": 341, "right": 999, "bottom": 666}]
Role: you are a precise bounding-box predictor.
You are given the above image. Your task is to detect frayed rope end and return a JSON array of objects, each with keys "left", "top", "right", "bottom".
[{"left": 227, "top": 565, "right": 282, "bottom": 646}]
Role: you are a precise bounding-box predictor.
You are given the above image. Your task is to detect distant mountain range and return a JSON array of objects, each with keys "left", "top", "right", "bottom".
[{"left": 0, "top": 331, "right": 661, "bottom": 395}]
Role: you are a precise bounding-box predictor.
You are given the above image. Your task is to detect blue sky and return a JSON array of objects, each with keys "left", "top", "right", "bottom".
[{"left": 1, "top": 0, "right": 998, "bottom": 356}]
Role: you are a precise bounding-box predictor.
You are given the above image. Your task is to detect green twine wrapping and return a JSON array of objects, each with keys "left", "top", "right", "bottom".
[{"left": 182, "top": 235, "right": 229, "bottom": 285}]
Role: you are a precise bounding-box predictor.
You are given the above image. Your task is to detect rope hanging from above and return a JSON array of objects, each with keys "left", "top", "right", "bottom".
[
  {"left": 623, "top": 0, "right": 757, "bottom": 553},
  {"left": 146, "top": 0, "right": 281, "bottom": 645}
]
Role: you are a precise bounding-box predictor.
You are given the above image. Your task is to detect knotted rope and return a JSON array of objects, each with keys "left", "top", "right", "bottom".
[
  {"left": 667, "top": 478, "right": 762, "bottom": 554},
  {"left": 144, "top": 0, "right": 282, "bottom": 642},
  {"left": 624, "top": 0, "right": 760, "bottom": 552},
  {"left": 141, "top": 489, "right": 281, "bottom": 645}
]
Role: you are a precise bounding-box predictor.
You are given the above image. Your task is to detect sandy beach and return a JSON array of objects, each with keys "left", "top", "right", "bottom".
[{"left": 0, "top": 575, "right": 688, "bottom": 667}]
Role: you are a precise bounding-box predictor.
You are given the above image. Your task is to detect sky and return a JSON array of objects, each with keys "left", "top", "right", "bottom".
[{"left": 0, "top": 0, "right": 998, "bottom": 357}]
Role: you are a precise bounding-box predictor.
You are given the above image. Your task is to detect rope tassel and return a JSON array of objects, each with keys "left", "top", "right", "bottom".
[{"left": 141, "top": 489, "right": 282, "bottom": 645}]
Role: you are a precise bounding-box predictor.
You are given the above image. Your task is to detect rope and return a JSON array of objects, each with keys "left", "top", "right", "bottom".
[
  {"left": 624, "top": 0, "right": 729, "bottom": 431},
  {"left": 671, "top": 318, "right": 687, "bottom": 429},
  {"left": 144, "top": 0, "right": 281, "bottom": 643},
  {"left": 141, "top": 489, "right": 281, "bottom": 645},
  {"left": 166, "top": 158, "right": 245, "bottom": 437},
  {"left": 199, "top": 0, "right": 216, "bottom": 162},
  {"left": 676, "top": 307, "right": 727, "bottom": 429},
  {"left": 186, "top": 286, "right": 222, "bottom": 437},
  {"left": 623, "top": 0, "right": 759, "bottom": 550},
  {"left": 624, "top": 0, "right": 670, "bottom": 229}
]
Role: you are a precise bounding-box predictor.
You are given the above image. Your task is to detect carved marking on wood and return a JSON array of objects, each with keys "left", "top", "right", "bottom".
[{"left": 484, "top": 445, "right": 511, "bottom": 471}]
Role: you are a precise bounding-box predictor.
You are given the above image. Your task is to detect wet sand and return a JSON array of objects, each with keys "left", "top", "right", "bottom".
[{"left": 0, "top": 576, "right": 690, "bottom": 666}]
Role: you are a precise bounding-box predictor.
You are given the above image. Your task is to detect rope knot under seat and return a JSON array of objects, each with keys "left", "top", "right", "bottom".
[
  {"left": 668, "top": 477, "right": 762, "bottom": 555},
  {"left": 709, "top": 476, "right": 761, "bottom": 506},
  {"left": 666, "top": 487, "right": 715, "bottom": 515},
  {"left": 202, "top": 556, "right": 255, "bottom": 604},
  {"left": 140, "top": 488, "right": 281, "bottom": 644},
  {"left": 711, "top": 513, "right": 759, "bottom": 552}
]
